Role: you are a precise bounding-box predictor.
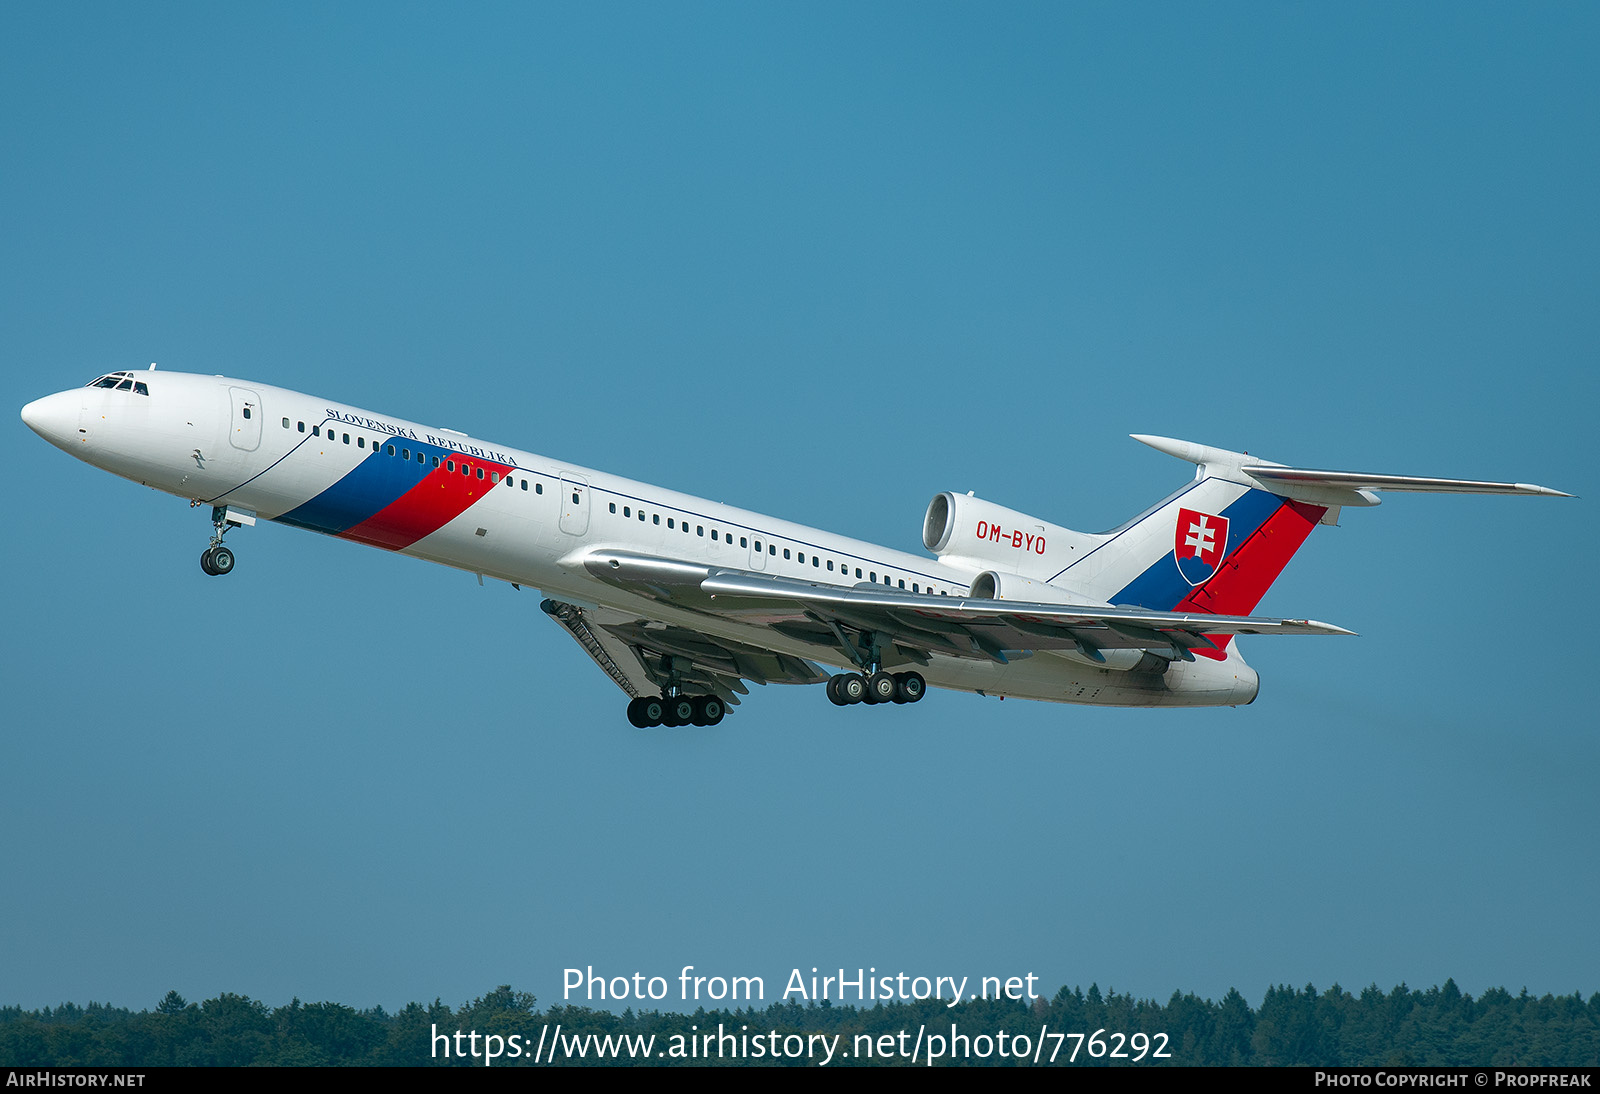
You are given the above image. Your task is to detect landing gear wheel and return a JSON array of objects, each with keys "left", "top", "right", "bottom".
[
  {"left": 662, "top": 696, "right": 695, "bottom": 728},
  {"left": 208, "top": 545, "right": 235, "bottom": 576},
  {"left": 200, "top": 547, "right": 217, "bottom": 576},
  {"left": 826, "top": 675, "right": 848, "bottom": 706},
  {"left": 838, "top": 673, "right": 868, "bottom": 705},
  {"left": 693, "top": 695, "right": 725, "bottom": 726},
  {"left": 639, "top": 697, "right": 665, "bottom": 727},
  {"left": 626, "top": 697, "right": 655, "bottom": 729},
  {"left": 866, "top": 671, "right": 898, "bottom": 705},
  {"left": 893, "top": 671, "right": 926, "bottom": 704}
]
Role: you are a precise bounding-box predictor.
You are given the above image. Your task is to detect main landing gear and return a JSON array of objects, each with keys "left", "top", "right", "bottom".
[
  {"left": 198, "top": 505, "right": 244, "bottom": 576},
  {"left": 627, "top": 693, "right": 726, "bottom": 728},
  {"left": 826, "top": 670, "right": 926, "bottom": 707}
]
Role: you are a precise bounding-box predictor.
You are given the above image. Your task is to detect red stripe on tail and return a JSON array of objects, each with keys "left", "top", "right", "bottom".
[{"left": 1178, "top": 499, "right": 1325, "bottom": 659}]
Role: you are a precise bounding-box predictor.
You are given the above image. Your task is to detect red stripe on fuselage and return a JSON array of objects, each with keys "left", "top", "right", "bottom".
[
  {"left": 340, "top": 459, "right": 516, "bottom": 550},
  {"left": 1178, "top": 499, "right": 1325, "bottom": 660}
]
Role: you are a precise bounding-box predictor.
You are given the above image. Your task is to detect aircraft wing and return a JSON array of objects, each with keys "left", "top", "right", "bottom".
[
  {"left": 697, "top": 570, "right": 1351, "bottom": 666},
  {"left": 540, "top": 597, "right": 828, "bottom": 707},
  {"left": 573, "top": 551, "right": 1351, "bottom": 677}
]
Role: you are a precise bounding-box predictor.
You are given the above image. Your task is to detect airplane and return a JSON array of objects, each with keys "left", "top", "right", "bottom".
[{"left": 21, "top": 366, "right": 1571, "bottom": 727}]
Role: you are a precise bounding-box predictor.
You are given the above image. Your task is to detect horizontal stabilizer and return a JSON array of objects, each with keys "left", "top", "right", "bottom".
[
  {"left": 1132, "top": 434, "right": 1573, "bottom": 508},
  {"left": 1241, "top": 466, "right": 1573, "bottom": 498}
]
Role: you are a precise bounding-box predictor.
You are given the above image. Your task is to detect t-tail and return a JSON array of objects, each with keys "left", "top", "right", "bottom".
[{"left": 1046, "top": 434, "right": 1572, "bottom": 659}]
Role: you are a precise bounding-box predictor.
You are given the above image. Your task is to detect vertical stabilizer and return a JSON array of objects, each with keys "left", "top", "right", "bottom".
[{"left": 1051, "top": 435, "right": 1569, "bottom": 659}]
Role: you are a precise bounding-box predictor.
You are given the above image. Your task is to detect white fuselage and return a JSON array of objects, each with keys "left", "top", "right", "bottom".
[{"left": 22, "top": 371, "right": 1258, "bottom": 708}]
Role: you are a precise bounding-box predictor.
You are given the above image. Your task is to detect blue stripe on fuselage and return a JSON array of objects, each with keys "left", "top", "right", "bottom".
[
  {"left": 1111, "top": 488, "right": 1284, "bottom": 609},
  {"left": 277, "top": 438, "right": 452, "bottom": 535}
]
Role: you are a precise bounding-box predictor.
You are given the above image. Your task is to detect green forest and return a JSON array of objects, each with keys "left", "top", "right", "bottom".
[{"left": 3, "top": 980, "right": 1596, "bottom": 1066}]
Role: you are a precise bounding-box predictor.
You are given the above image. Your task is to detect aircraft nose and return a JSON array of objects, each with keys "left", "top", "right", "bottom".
[{"left": 21, "top": 390, "right": 79, "bottom": 449}]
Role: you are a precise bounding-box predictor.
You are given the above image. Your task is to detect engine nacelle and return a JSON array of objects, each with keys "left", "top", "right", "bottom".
[
  {"left": 967, "top": 569, "right": 1084, "bottom": 604},
  {"left": 923, "top": 491, "right": 1102, "bottom": 579}
]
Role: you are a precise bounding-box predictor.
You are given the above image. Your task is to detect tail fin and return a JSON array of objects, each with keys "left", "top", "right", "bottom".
[{"left": 1054, "top": 435, "right": 1571, "bottom": 657}]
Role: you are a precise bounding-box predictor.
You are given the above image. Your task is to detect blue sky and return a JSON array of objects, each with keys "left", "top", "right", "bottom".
[{"left": 3, "top": 3, "right": 1596, "bottom": 1016}]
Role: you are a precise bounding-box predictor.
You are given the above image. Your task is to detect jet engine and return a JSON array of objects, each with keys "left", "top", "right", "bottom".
[{"left": 922, "top": 491, "right": 1102, "bottom": 579}]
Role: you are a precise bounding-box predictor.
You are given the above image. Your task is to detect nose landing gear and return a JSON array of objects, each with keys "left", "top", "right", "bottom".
[
  {"left": 200, "top": 544, "right": 235, "bottom": 576},
  {"left": 198, "top": 505, "right": 253, "bottom": 576}
]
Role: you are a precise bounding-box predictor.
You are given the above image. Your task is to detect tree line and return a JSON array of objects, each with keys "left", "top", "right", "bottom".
[{"left": 2, "top": 980, "right": 1596, "bottom": 1066}]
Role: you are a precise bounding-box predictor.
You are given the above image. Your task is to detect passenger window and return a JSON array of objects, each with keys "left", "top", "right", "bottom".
[
  {"left": 242, "top": 406, "right": 252, "bottom": 419},
  {"left": 870, "top": 572, "right": 876, "bottom": 582},
  {"left": 401, "top": 448, "right": 409, "bottom": 459},
  {"left": 912, "top": 584, "right": 919, "bottom": 593},
  {"left": 358, "top": 437, "right": 366, "bottom": 448},
  {"left": 769, "top": 545, "right": 776, "bottom": 555},
  {"left": 898, "top": 579, "right": 905, "bottom": 589},
  {"left": 343, "top": 433, "right": 350, "bottom": 444},
  {"left": 711, "top": 530, "right": 718, "bottom": 541},
  {"left": 797, "top": 552, "right": 804, "bottom": 563},
  {"left": 784, "top": 549, "right": 791, "bottom": 560},
  {"left": 572, "top": 492, "right": 580, "bottom": 504},
  {"left": 624, "top": 506, "right": 631, "bottom": 517},
  {"left": 653, "top": 515, "right": 660, "bottom": 525},
  {"left": 476, "top": 468, "right": 484, "bottom": 479},
  {"left": 814, "top": 557, "right": 820, "bottom": 567},
  {"left": 697, "top": 526, "right": 704, "bottom": 537},
  {"left": 639, "top": 511, "right": 645, "bottom": 521},
  {"left": 754, "top": 540, "right": 762, "bottom": 552},
  {"left": 741, "top": 537, "right": 748, "bottom": 548},
  {"left": 536, "top": 482, "right": 542, "bottom": 494},
  {"left": 432, "top": 456, "right": 440, "bottom": 467},
  {"left": 298, "top": 422, "right": 306, "bottom": 432},
  {"left": 282, "top": 417, "right": 290, "bottom": 428},
  {"left": 827, "top": 561, "right": 833, "bottom": 571},
  {"left": 609, "top": 503, "right": 617, "bottom": 514},
  {"left": 447, "top": 460, "right": 454, "bottom": 471},
  {"left": 521, "top": 480, "right": 528, "bottom": 491}
]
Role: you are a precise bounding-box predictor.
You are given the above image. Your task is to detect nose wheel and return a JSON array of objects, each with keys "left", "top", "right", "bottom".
[
  {"left": 200, "top": 545, "right": 236, "bottom": 576},
  {"left": 198, "top": 504, "right": 249, "bottom": 576}
]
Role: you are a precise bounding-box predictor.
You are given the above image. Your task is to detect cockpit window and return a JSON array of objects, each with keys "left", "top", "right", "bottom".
[{"left": 85, "top": 371, "right": 149, "bottom": 395}]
